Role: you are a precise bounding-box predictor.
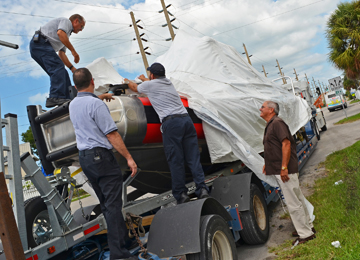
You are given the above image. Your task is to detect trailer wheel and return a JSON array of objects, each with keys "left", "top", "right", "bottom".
[
  {"left": 187, "top": 214, "right": 238, "bottom": 260},
  {"left": 239, "top": 184, "right": 269, "bottom": 245},
  {"left": 24, "top": 196, "right": 54, "bottom": 248}
]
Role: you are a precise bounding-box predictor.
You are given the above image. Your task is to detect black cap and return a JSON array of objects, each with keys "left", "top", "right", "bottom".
[{"left": 147, "top": 62, "right": 165, "bottom": 76}]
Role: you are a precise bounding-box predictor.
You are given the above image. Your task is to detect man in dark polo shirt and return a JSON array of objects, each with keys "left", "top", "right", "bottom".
[{"left": 260, "top": 100, "right": 316, "bottom": 245}]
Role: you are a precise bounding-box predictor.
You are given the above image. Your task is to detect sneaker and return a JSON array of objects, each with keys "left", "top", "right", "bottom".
[
  {"left": 46, "top": 97, "right": 71, "bottom": 108},
  {"left": 292, "top": 233, "right": 316, "bottom": 245},
  {"left": 292, "top": 227, "right": 316, "bottom": 237}
]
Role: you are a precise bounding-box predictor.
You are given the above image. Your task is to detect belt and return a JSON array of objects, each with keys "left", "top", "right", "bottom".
[
  {"left": 79, "top": 147, "right": 110, "bottom": 156},
  {"left": 162, "top": 113, "right": 188, "bottom": 123}
]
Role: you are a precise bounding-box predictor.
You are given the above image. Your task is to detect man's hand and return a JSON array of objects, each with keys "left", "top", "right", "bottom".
[
  {"left": 280, "top": 169, "right": 290, "bottom": 183},
  {"left": 128, "top": 158, "right": 137, "bottom": 177},
  {"left": 138, "top": 74, "right": 149, "bottom": 81},
  {"left": 99, "top": 93, "right": 114, "bottom": 102},
  {"left": 262, "top": 165, "right": 266, "bottom": 175},
  {"left": 72, "top": 50, "right": 80, "bottom": 63}
]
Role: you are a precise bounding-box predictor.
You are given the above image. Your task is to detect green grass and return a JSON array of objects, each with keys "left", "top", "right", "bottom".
[
  {"left": 350, "top": 99, "right": 360, "bottom": 104},
  {"left": 335, "top": 112, "right": 360, "bottom": 125},
  {"left": 270, "top": 141, "right": 360, "bottom": 259}
]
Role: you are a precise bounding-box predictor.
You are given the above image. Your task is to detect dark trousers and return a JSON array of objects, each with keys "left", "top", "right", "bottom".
[
  {"left": 162, "top": 115, "right": 208, "bottom": 201},
  {"left": 79, "top": 148, "right": 132, "bottom": 260},
  {"left": 29, "top": 35, "right": 71, "bottom": 99}
]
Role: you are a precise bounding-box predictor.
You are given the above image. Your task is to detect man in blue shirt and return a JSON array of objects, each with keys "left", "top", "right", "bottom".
[
  {"left": 69, "top": 68, "right": 137, "bottom": 260},
  {"left": 30, "top": 14, "right": 85, "bottom": 108},
  {"left": 125, "top": 62, "right": 209, "bottom": 205}
]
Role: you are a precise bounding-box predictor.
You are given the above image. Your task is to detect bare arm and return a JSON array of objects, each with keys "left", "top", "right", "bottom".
[
  {"left": 58, "top": 51, "right": 76, "bottom": 73},
  {"left": 138, "top": 74, "right": 149, "bottom": 82},
  {"left": 106, "top": 131, "right": 137, "bottom": 177},
  {"left": 280, "top": 138, "right": 291, "bottom": 182},
  {"left": 124, "top": 78, "right": 139, "bottom": 93},
  {"left": 57, "top": 30, "right": 79, "bottom": 63},
  {"left": 98, "top": 93, "right": 114, "bottom": 102}
]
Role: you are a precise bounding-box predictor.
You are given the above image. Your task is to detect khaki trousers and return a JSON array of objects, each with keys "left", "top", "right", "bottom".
[{"left": 275, "top": 173, "right": 314, "bottom": 238}]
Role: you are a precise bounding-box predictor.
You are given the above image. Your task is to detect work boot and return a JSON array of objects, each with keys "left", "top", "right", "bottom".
[
  {"left": 292, "top": 227, "right": 316, "bottom": 237},
  {"left": 198, "top": 187, "right": 210, "bottom": 199},
  {"left": 177, "top": 192, "right": 190, "bottom": 204},
  {"left": 46, "top": 97, "right": 71, "bottom": 108},
  {"left": 292, "top": 233, "right": 316, "bottom": 245}
]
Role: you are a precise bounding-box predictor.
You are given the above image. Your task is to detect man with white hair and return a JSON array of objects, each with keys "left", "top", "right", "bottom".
[{"left": 260, "top": 100, "right": 316, "bottom": 245}]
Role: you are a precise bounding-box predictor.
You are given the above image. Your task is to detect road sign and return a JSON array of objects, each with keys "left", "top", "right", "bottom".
[
  {"left": 328, "top": 76, "right": 343, "bottom": 91},
  {"left": 335, "top": 90, "right": 342, "bottom": 96}
]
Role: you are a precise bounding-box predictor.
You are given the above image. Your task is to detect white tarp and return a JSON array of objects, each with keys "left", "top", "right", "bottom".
[
  {"left": 86, "top": 57, "right": 125, "bottom": 95},
  {"left": 86, "top": 31, "right": 311, "bottom": 187},
  {"left": 155, "top": 31, "right": 311, "bottom": 187}
]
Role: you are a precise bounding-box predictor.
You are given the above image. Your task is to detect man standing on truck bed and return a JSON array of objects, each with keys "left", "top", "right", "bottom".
[
  {"left": 260, "top": 100, "right": 316, "bottom": 245},
  {"left": 30, "top": 14, "right": 85, "bottom": 108},
  {"left": 69, "top": 68, "right": 138, "bottom": 260},
  {"left": 125, "top": 62, "right": 210, "bottom": 204}
]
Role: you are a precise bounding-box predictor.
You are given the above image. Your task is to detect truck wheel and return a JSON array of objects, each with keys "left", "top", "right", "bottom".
[
  {"left": 321, "top": 112, "right": 327, "bottom": 131},
  {"left": 25, "top": 196, "right": 53, "bottom": 248},
  {"left": 311, "top": 119, "right": 320, "bottom": 140},
  {"left": 239, "top": 184, "right": 269, "bottom": 245},
  {"left": 187, "top": 214, "right": 238, "bottom": 260}
]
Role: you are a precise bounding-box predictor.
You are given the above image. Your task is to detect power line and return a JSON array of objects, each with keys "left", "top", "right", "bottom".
[
  {"left": 0, "top": 10, "right": 130, "bottom": 25},
  {"left": 53, "top": 0, "right": 158, "bottom": 13}
]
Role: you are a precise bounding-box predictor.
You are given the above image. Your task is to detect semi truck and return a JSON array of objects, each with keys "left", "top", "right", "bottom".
[{"left": 0, "top": 82, "right": 319, "bottom": 260}]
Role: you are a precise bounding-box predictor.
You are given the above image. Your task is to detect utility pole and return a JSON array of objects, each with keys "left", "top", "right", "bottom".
[
  {"left": 318, "top": 80, "right": 325, "bottom": 93},
  {"left": 130, "top": 12, "right": 150, "bottom": 77},
  {"left": 322, "top": 82, "right": 327, "bottom": 92},
  {"left": 276, "top": 59, "right": 286, "bottom": 84},
  {"left": 261, "top": 65, "right": 268, "bottom": 78},
  {"left": 293, "top": 68, "right": 299, "bottom": 81},
  {"left": 160, "top": 0, "right": 175, "bottom": 41},
  {"left": 242, "top": 44, "right": 252, "bottom": 65}
]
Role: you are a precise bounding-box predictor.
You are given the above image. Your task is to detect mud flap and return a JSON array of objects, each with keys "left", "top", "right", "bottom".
[{"left": 147, "top": 198, "right": 231, "bottom": 258}]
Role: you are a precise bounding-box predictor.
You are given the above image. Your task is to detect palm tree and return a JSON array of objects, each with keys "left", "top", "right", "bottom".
[{"left": 326, "top": 1, "right": 360, "bottom": 79}]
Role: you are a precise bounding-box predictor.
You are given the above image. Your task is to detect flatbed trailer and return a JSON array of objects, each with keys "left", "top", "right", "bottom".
[{"left": 0, "top": 93, "right": 318, "bottom": 260}]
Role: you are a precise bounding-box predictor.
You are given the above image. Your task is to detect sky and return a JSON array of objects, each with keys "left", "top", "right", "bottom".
[{"left": 0, "top": 0, "right": 348, "bottom": 142}]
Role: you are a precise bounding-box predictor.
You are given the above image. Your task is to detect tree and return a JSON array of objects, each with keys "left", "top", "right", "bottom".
[
  {"left": 343, "top": 74, "right": 359, "bottom": 91},
  {"left": 21, "top": 126, "right": 37, "bottom": 156},
  {"left": 326, "top": 1, "right": 360, "bottom": 79}
]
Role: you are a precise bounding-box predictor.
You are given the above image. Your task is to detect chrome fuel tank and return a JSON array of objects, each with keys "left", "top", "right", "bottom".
[{"left": 32, "top": 95, "right": 147, "bottom": 168}]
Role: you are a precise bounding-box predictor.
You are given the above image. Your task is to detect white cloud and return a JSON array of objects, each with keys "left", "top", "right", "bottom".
[
  {"left": 0, "top": 0, "right": 351, "bottom": 86},
  {"left": 29, "top": 92, "right": 48, "bottom": 104}
]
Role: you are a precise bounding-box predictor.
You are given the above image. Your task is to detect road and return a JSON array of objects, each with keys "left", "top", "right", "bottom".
[
  {"left": 236, "top": 101, "right": 360, "bottom": 260},
  {"left": 72, "top": 101, "right": 360, "bottom": 259}
]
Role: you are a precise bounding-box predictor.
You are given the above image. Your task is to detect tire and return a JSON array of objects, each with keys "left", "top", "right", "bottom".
[
  {"left": 24, "top": 196, "right": 53, "bottom": 248},
  {"left": 187, "top": 214, "right": 238, "bottom": 260},
  {"left": 239, "top": 184, "right": 269, "bottom": 245},
  {"left": 344, "top": 103, "right": 348, "bottom": 108}
]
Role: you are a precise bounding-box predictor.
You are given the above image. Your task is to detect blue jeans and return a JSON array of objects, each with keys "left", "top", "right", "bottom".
[
  {"left": 29, "top": 35, "right": 71, "bottom": 99},
  {"left": 79, "top": 147, "right": 132, "bottom": 260},
  {"left": 162, "top": 115, "right": 208, "bottom": 201}
]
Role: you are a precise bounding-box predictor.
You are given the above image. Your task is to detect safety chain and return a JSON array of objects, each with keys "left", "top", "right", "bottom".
[
  {"left": 126, "top": 213, "right": 148, "bottom": 258},
  {"left": 75, "top": 188, "right": 88, "bottom": 220}
]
